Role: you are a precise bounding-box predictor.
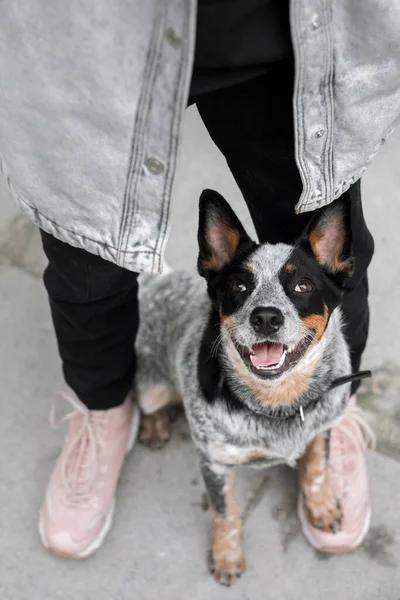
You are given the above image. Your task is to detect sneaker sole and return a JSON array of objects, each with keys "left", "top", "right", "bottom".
[
  {"left": 38, "top": 401, "right": 141, "bottom": 559},
  {"left": 297, "top": 493, "right": 371, "bottom": 553}
]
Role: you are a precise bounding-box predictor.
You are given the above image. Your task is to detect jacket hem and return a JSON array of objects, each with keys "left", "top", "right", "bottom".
[{"left": 0, "top": 164, "right": 159, "bottom": 273}]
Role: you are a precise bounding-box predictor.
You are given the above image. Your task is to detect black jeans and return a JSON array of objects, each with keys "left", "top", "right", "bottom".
[{"left": 40, "top": 66, "right": 374, "bottom": 410}]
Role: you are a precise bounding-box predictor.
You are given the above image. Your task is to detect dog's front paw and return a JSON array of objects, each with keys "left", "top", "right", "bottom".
[
  {"left": 304, "top": 485, "right": 343, "bottom": 533},
  {"left": 208, "top": 550, "right": 246, "bottom": 586},
  {"left": 139, "top": 410, "right": 171, "bottom": 450}
]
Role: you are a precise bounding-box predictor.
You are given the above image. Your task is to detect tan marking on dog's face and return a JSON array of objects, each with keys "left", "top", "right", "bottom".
[
  {"left": 139, "top": 384, "right": 180, "bottom": 415},
  {"left": 222, "top": 327, "right": 319, "bottom": 407},
  {"left": 298, "top": 434, "right": 342, "bottom": 533},
  {"left": 285, "top": 263, "right": 297, "bottom": 274},
  {"left": 219, "top": 300, "right": 327, "bottom": 408},
  {"left": 302, "top": 304, "right": 329, "bottom": 343},
  {"left": 210, "top": 472, "right": 245, "bottom": 584}
]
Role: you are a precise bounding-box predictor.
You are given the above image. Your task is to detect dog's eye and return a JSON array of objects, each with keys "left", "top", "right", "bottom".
[
  {"left": 231, "top": 280, "right": 247, "bottom": 294},
  {"left": 294, "top": 278, "right": 314, "bottom": 293}
]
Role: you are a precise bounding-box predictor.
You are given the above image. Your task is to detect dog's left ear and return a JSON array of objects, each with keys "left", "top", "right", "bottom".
[
  {"left": 301, "top": 198, "right": 355, "bottom": 280},
  {"left": 197, "top": 189, "right": 254, "bottom": 280}
]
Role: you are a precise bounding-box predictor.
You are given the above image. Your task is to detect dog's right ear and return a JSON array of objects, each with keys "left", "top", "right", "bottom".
[{"left": 197, "top": 189, "right": 254, "bottom": 280}]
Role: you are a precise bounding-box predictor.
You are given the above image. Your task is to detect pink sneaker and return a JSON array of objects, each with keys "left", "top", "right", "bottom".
[
  {"left": 298, "top": 396, "right": 375, "bottom": 553},
  {"left": 39, "top": 394, "right": 140, "bottom": 559}
]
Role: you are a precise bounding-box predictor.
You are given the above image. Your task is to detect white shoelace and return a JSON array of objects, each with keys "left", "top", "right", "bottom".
[
  {"left": 50, "top": 393, "right": 108, "bottom": 507},
  {"left": 329, "top": 401, "right": 376, "bottom": 498}
]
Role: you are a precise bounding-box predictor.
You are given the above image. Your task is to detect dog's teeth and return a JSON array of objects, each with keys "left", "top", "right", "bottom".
[{"left": 277, "top": 350, "right": 286, "bottom": 367}]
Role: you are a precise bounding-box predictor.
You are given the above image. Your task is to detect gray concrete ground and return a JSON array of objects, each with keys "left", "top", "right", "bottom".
[{"left": 1, "top": 107, "right": 400, "bottom": 599}]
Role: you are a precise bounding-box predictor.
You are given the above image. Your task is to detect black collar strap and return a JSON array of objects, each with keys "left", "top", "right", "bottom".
[
  {"left": 262, "top": 370, "right": 372, "bottom": 423},
  {"left": 329, "top": 370, "right": 372, "bottom": 390}
]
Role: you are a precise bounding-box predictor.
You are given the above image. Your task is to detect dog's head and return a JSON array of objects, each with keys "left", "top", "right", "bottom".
[{"left": 198, "top": 189, "right": 354, "bottom": 384}]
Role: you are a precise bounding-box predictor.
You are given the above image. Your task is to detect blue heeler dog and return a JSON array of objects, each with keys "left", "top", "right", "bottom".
[{"left": 135, "top": 190, "right": 354, "bottom": 585}]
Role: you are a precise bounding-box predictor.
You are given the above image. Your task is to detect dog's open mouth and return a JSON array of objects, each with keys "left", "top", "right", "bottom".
[{"left": 237, "top": 338, "right": 312, "bottom": 378}]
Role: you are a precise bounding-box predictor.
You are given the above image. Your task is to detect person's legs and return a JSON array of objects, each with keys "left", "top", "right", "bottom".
[
  {"left": 40, "top": 230, "right": 139, "bottom": 409},
  {"left": 39, "top": 231, "right": 140, "bottom": 558},
  {"left": 195, "top": 64, "right": 375, "bottom": 550},
  {"left": 195, "top": 64, "right": 374, "bottom": 390}
]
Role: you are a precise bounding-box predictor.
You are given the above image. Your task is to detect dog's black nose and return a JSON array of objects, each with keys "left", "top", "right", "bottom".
[{"left": 250, "top": 307, "right": 284, "bottom": 334}]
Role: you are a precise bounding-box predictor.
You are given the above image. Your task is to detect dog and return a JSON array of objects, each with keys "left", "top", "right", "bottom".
[{"left": 135, "top": 189, "right": 353, "bottom": 586}]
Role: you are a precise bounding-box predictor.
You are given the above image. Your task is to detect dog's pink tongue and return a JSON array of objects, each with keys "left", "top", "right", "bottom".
[{"left": 251, "top": 343, "right": 283, "bottom": 368}]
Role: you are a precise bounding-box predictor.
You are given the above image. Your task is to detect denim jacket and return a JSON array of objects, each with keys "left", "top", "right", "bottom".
[{"left": 0, "top": 0, "right": 399, "bottom": 273}]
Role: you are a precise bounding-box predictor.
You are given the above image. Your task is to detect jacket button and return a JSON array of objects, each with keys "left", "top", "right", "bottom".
[
  {"left": 146, "top": 157, "right": 164, "bottom": 175},
  {"left": 315, "top": 129, "right": 324, "bottom": 138},
  {"left": 311, "top": 15, "right": 320, "bottom": 29},
  {"left": 166, "top": 27, "right": 182, "bottom": 49}
]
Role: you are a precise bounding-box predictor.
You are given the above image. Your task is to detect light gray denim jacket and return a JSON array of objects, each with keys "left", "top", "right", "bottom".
[{"left": 0, "top": 0, "right": 399, "bottom": 273}]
